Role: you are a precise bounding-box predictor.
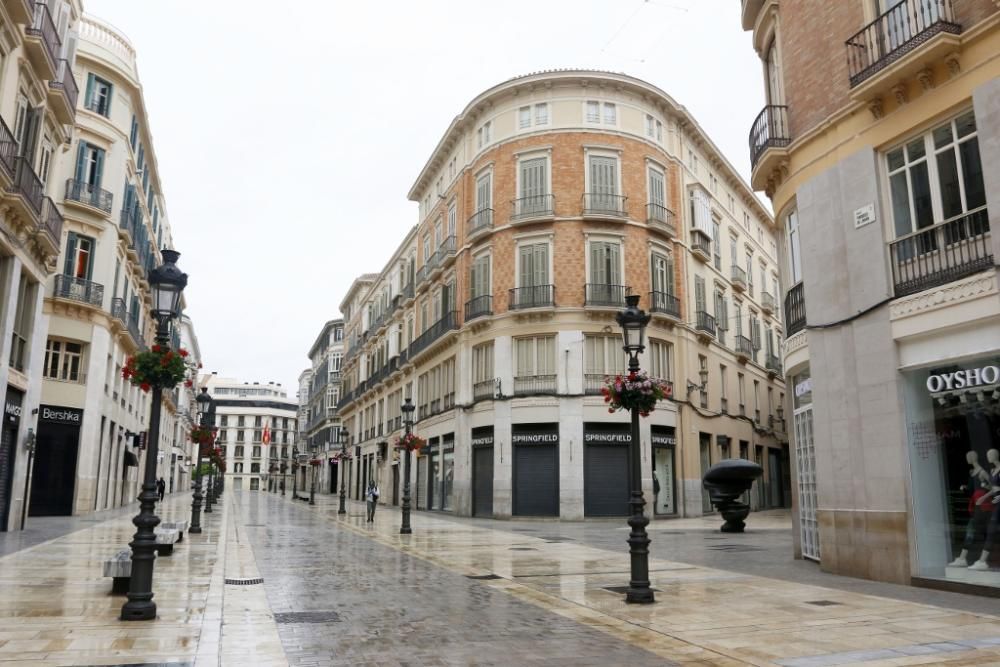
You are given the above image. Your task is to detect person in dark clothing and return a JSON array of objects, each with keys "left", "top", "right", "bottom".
[{"left": 157, "top": 477, "right": 166, "bottom": 502}]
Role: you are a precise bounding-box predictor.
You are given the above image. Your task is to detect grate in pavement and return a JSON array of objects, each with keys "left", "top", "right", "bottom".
[
  {"left": 466, "top": 574, "right": 504, "bottom": 580},
  {"left": 509, "top": 547, "right": 538, "bottom": 551},
  {"left": 273, "top": 611, "right": 342, "bottom": 624},
  {"left": 805, "top": 600, "right": 842, "bottom": 607},
  {"left": 602, "top": 585, "right": 662, "bottom": 594},
  {"left": 224, "top": 577, "right": 264, "bottom": 585}
]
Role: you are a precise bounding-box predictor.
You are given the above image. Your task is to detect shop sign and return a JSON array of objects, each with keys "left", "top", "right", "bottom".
[
  {"left": 584, "top": 431, "right": 631, "bottom": 445},
  {"left": 925, "top": 366, "right": 999, "bottom": 393},
  {"left": 5, "top": 389, "right": 23, "bottom": 423},
  {"left": 471, "top": 427, "right": 493, "bottom": 447},
  {"left": 651, "top": 426, "right": 676, "bottom": 447},
  {"left": 511, "top": 424, "right": 558, "bottom": 445},
  {"left": 39, "top": 404, "right": 83, "bottom": 425}
]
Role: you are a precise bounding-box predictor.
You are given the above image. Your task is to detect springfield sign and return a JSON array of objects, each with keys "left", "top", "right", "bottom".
[{"left": 926, "top": 366, "right": 999, "bottom": 393}]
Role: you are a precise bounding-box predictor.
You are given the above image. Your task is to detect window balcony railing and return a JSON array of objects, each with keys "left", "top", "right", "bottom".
[
  {"left": 439, "top": 234, "right": 457, "bottom": 259},
  {"left": 409, "top": 310, "right": 458, "bottom": 358},
  {"left": 111, "top": 297, "right": 128, "bottom": 326},
  {"left": 845, "top": 0, "right": 960, "bottom": 88},
  {"left": 511, "top": 194, "right": 555, "bottom": 220},
  {"left": 402, "top": 282, "right": 414, "bottom": 300},
  {"left": 467, "top": 207, "right": 493, "bottom": 236},
  {"left": 766, "top": 355, "right": 783, "bottom": 376},
  {"left": 584, "top": 283, "right": 630, "bottom": 307},
  {"left": 38, "top": 196, "right": 63, "bottom": 246},
  {"left": 54, "top": 274, "right": 103, "bottom": 307},
  {"left": 513, "top": 374, "right": 557, "bottom": 396},
  {"left": 65, "top": 178, "right": 113, "bottom": 214},
  {"left": 731, "top": 265, "right": 748, "bottom": 290},
  {"left": 414, "top": 264, "right": 429, "bottom": 285},
  {"left": 784, "top": 282, "right": 806, "bottom": 336},
  {"left": 509, "top": 284, "right": 555, "bottom": 310},
  {"left": 584, "top": 373, "right": 607, "bottom": 395},
  {"left": 49, "top": 59, "right": 78, "bottom": 122},
  {"left": 0, "top": 118, "right": 16, "bottom": 179},
  {"left": 648, "top": 291, "right": 680, "bottom": 319},
  {"left": 11, "top": 157, "right": 44, "bottom": 218},
  {"left": 473, "top": 378, "right": 497, "bottom": 401},
  {"left": 690, "top": 230, "right": 712, "bottom": 261},
  {"left": 26, "top": 0, "right": 61, "bottom": 72},
  {"left": 761, "top": 291, "right": 776, "bottom": 315},
  {"left": 889, "top": 208, "right": 992, "bottom": 298},
  {"left": 749, "top": 105, "right": 790, "bottom": 169},
  {"left": 696, "top": 310, "right": 716, "bottom": 337},
  {"left": 465, "top": 294, "right": 492, "bottom": 321},
  {"left": 582, "top": 193, "right": 627, "bottom": 218},
  {"left": 646, "top": 203, "right": 677, "bottom": 237},
  {"left": 736, "top": 335, "right": 753, "bottom": 361}
]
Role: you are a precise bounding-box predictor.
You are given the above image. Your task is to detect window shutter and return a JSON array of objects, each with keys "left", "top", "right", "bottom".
[
  {"left": 105, "top": 82, "right": 113, "bottom": 116},
  {"left": 519, "top": 245, "right": 532, "bottom": 287},
  {"left": 74, "top": 142, "right": 87, "bottom": 182},
  {"left": 85, "top": 73, "right": 95, "bottom": 108},
  {"left": 590, "top": 243, "right": 604, "bottom": 284},
  {"left": 83, "top": 237, "right": 95, "bottom": 280},
  {"left": 648, "top": 169, "right": 665, "bottom": 205},
  {"left": 94, "top": 148, "right": 104, "bottom": 189},
  {"left": 520, "top": 158, "right": 546, "bottom": 199},
  {"left": 533, "top": 244, "right": 548, "bottom": 285},
  {"left": 609, "top": 243, "right": 620, "bottom": 285},
  {"left": 590, "top": 156, "right": 617, "bottom": 195},
  {"left": 63, "top": 232, "right": 77, "bottom": 276}
]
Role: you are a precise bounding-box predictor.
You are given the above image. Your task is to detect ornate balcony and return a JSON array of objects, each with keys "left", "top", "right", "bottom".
[
  {"left": 749, "top": 105, "right": 790, "bottom": 169},
  {"left": 582, "top": 193, "right": 627, "bottom": 219},
  {"left": 736, "top": 335, "right": 753, "bottom": 363},
  {"left": 24, "top": 1, "right": 60, "bottom": 80},
  {"left": 584, "top": 283, "right": 629, "bottom": 308},
  {"left": 54, "top": 274, "right": 103, "bottom": 308},
  {"left": 648, "top": 291, "right": 680, "bottom": 320},
  {"left": 766, "top": 355, "right": 783, "bottom": 377},
  {"left": 47, "top": 59, "right": 78, "bottom": 124},
  {"left": 465, "top": 295, "right": 492, "bottom": 321},
  {"left": 731, "top": 265, "right": 748, "bottom": 292},
  {"left": 0, "top": 118, "right": 16, "bottom": 184},
  {"left": 8, "top": 157, "right": 44, "bottom": 222},
  {"left": 509, "top": 285, "right": 555, "bottom": 310},
  {"left": 690, "top": 230, "right": 712, "bottom": 263},
  {"left": 409, "top": 310, "right": 458, "bottom": 358},
  {"left": 511, "top": 194, "right": 555, "bottom": 222},
  {"left": 784, "top": 282, "right": 806, "bottom": 337},
  {"left": 761, "top": 291, "right": 776, "bottom": 315},
  {"left": 65, "top": 178, "right": 113, "bottom": 214},
  {"left": 513, "top": 375, "right": 557, "bottom": 396},
  {"left": 36, "top": 196, "right": 63, "bottom": 254},
  {"left": 473, "top": 379, "right": 497, "bottom": 401},
  {"left": 438, "top": 235, "right": 457, "bottom": 266},
  {"left": 467, "top": 208, "right": 493, "bottom": 237},
  {"left": 646, "top": 203, "right": 676, "bottom": 238},
  {"left": 695, "top": 310, "right": 716, "bottom": 338}
]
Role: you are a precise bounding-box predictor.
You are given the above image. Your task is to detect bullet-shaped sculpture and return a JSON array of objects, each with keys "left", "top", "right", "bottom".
[{"left": 702, "top": 459, "right": 764, "bottom": 533}]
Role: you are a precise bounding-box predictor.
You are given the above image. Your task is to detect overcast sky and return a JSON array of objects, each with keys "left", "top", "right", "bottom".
[{"left": 83, "top": 0, "right": 765, "bottom": 397}]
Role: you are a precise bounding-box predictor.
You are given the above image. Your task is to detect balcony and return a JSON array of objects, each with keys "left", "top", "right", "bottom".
[
  {"left": 509, "top": 284, "right": 555, "bottom": 310},
  {"left": 0, "top": 118, "right": 16, "bottom": 184},
  {"left": 845, "top": 0, "right": 960, "bottom": 89},
  {"left": 8, "top": 157, "right": 44, "bottom": 222},
  {"left": 467, "top": 208, "right": 493, "bottom": 237},
  {"left": 584, "top": 283, "right": 629, "bottom": 308},
  {"left": 749, "top": 105, "right": 790, "bottom": 176},
  {"left": 889, "top": 207, "right": 992, "bottom": 298},
  {"left": 474, "top": 379, "right": 497, "bottom": 401},
  {"left": 5, "top": 0, "right": 34, "bottom": 23},
  {"left": 465, "top": 294, "right": 492, "bottom": 321},
  {"left": 690, "top": 230, "right": 712, "bottom": 263},
  {"left": 513, "top": 374, "right": 557, "bottom": 396},
  {"left": 648, "top": 291, "right": 680, "bottom": 320},
  {"left": 731, "top": 265, "right": 748, "bottom": 292},
  {"left": 402, "top": 282, "right": 414, "bottom": 302},
  {"left": 65, "top": 178, "right": 113, "bottom": 215},
  {"left": 511, "top": 194, "right": 555, "bottom": 222},
  {"left": 695, "top": 310, "right": 716, "bottom": 338},
  {"left": 36, "top": 197, "right": 63, "bottom": 253},
  {"left": 736, "top": 335, "right": 753, "bottom": 363},
  {"left": 582, "top": 193, "right": 627, "bottom": 219},
  {"left": 47, "top": 59, "right": 78, "bottom": 124},
  {"left": 24, "top": 1, "right": 61, "bottom": 80},
  {"left": 414, "top": 264, "right": 429, "bottom": 286},
  {"left": 646, "top": 203, "right": 677, "bottom": 238},
  {"left": 438, "top": 235, "right": 457, "bottom": 265},
  {"left": 119, "top": 207, "right": 140, "bottom": 246},
  {"left": 54, "top": 274, "right": 103, "bottom": 308},
  {"left": 409, "top": 310, "right": 458, "bottom": 358},
  {"left": 111, "top": 297, "right": 129, "bottom": 325},
  {"left": 784, "top": 282, "right": 807, "bottom": 337},
  {"left": 584, "top": 373, "right": 607, "bottom": 395},
  {"left": 761, "top": 291, "right": 776, "bottom": 315},
  {"left": 766, "top": 355, "right": 783, "bottom": 377}
]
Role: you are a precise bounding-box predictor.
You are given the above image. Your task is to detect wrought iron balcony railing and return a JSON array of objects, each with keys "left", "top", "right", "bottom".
[
  {"left": 467, "top": 207, "right": 493, "bottom": 236},
  {"left": 26, "top": 1, "right": 61, "bottom": 70},
  {"left": 54, "top": 274, "right": 103, "bottom": 307},
  {"left": 513, "top": 375, "right": 557, "bottom": 396},
  {"left": 509, "top": 284, "right": 555, "bottom": 310},
  {"left": 11, "top": 157, "right": 44, "bottom": 217},
  {"left": 584, "top": 283, "right": 629, "bottom": 307},
  {"left": 0, "top": 118, "right": 16, "bottom": 179},
  {"left": 582, "top": 193, "right": 627, "bottom": 217},
  {"left": 749, "top": 105, "right": 790, "bottom": 168},
  {"left": 439, "top": 234, "right": 457, "bottom": 259},
  {"left": 465, "top": 294, "right": 492, "bottom": 321},
  {"left": 784, "top": 282, "right": 806, "bottom": 337},
  {"left": 50, "top": 59, "right": 79, "bottom": 114},
  {"left": 696, "top": 310, "right": 716, "bottom": 337},
  {"left": 767, "top": 355, "right": 783, "bottom": 375},
  {"left": 37, "top": 196, "right": 63, "bottom": 245},
  {"left": 409, "top": 310, "right": 458, "bottom": 357},
  {"left": 473, "top": 378, "right": 497, "bottom": 401},
  {"left": 761, "top": 291, "right": 776, "bottom": 314},
  {"left": 512, "top": 194, "right": 555, "bottom": 220},
  {"left": 731, "top": 265, "right": 748, "bottom": 288},
  {"left": 648, "top": 291, "right": 680, "bottom": 319},
  {"left": 691, "top": 230, "right": 712, "bottom": 259},
  {"left": 584, "top": 373, "right": 607, "bottom": 395},
  {"left": 736, "top": 335, "right": 754, "bottom": 359},
  {"left": 65, "top": 178, "right": 113, "bottom": 213},
  {"left": 646, "top": 202, "right": 677, "bottom": 236}
]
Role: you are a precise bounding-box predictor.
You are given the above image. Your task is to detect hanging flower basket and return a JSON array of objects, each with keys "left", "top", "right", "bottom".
[
  {"left": 330, "top": 451, "right": 353, "bottom": 462},
  {"left": 601, "top": 371, "right": 673, "bottom": 417},
  {"left": 122, "top": 345, "right": 198, "bottom": 392},
  {"left": 309, "top": 459, "right": 322, "bottom": 466},
  {"left": 395, "top": 432, "right": 426, "bottom": 453},
  {"left": 189, "top": 425, "right": 217, "bottom": 446}
]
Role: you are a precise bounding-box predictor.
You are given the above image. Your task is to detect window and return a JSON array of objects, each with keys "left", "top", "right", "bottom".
[
  {"left": 746, "top": 253, "right": 754, "bottom": 296},
  {"left": 129, "top": 115, "right": 138, "bottom": 148},
  {"left": 44, "top": 339, "right": 84, "bottom": 382},
  {"left": 237, "top": 416, "right": 245, "bottom": 427},
  {"left": 221, "top": 415, "right": 229, "bottom": 427},
  {"left": 75, "top": 142, "right": 105, "bottom": 188},
  {"left": 645, "top": 114, "right": 662, "bottom": 141},
  {"left": 587, "top": 154, "right": 619, "bottom": 207},
  {"left": 603, "top": 102, "right": 617, "bottom": 124},
  {"left": 584, "top": 334, "right": 619, "bottom": 377},
  {"left": 236, "top": 430, "right": 245, "bottom": 443},
  {"left": 519, "top": 106, "right": 531, "bottom": 129},
  {"left": 648, "top": 166, "right": 666, "bottom": 211},
  {"left": 38, "top": 139, "right": 53, "bottom": 184},
  {"left": 234, "top": 463, "right": 243, "bottom": 473},
  {"left": 472, "top": 342, "right": 494, "bottom": 385},
  {"left": 586, "top": 100, "right": 600, "bottom": 123},
  {"left": 470, "top": 253, "right": 490, "bottom": 298},
  {"left": 710, "top": 173, "right": 719, "bottom": 194},
  {"left": 515, "top": 335, "right": 555, "bottom": 377},
  {"left": 518, "top": 156, "right": 548, "bottom": 213},
  {"left": 699, "top": 355, "right": 708, "bottom": 407},
  {"left": 85, "top": 74, "right": 113, "bottom": 116},
  {"left": 887, "top": 110, "right": 985, "bottom": 239},
  {"left": 13, "top": 94, "right": 29, "bottom": 146},
  {"left": 422, "top": 233, "right": 431, "bottom": 265},
  {"left": 585, "top": 101, "right": 616, "bottom": 125},
  {"left": 738, "top": 373, "right": 746, "bottom": 414},
  {"left": 727, "top": 193, "right": 735, "bottom": 213},
  {"left": 534, "top": 103, "right": 549, "bottom": 125},
  {"left": 712, "top": 221, "right": 722, "bottom": 270},
  {"left": 588, "top": 241, "right": 621, "bottom": 286},
  {"left": 476, "top": 120, "right": 492, "bottom": 149},
  {"left": 518, "top": 242, "right": 549, "bottom": 287},
  {"left": 252, "top": 445, "right": 261, "bottom": 458},
  {"left": 743, "top": 210, "right": 751, "bottom": 231},
  {"left": 714, "top": 290, "right": 728, "bottom": 345},
  {"left": 650, "top": 251, "right": 674, "bottom": 296},
  {"left": 476, "top": 171, "right": 491, "bottom": 212},
  {"left": 765, "top": 39, "right": 784, "bottom": 106},
  {"left": 694, "top": 275, "right": 706, "bottom": 313},
  {"left": 447, "top": 201, "right": 457, "bottom": 237},
  {"left": 648, "top": 340, "right": 672, "bottom": 381},
  {"left": 251, "top": 463, "right": 260, "bottom": 474},
  {"left": 786, "top": 209, "right": 801, "bottom": 284},
  {"left": 63, "top": 233, "right": 95, "bottom": 279},
  {"left": 234, "top": 445, "right": 244, "bottom": 457}
]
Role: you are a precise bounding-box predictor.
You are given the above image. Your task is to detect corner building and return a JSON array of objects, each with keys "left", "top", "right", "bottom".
[
  {"left": 741, "top": 1, "right": 1000, "bottom": 592},
  {"left": 337, "top": 70, "right": 787, "bottom": 520}
]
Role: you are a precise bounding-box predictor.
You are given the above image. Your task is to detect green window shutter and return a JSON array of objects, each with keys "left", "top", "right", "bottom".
[
  {"left": 105, "top": 82, "right": 113, "bottom": 116},
  {"left": 94, "top": 148, "right": 104, "bottom": 189},
  {"left": 63, "top": 232, "right": 77, "bottom": 276},
  {"left": 520, "top": 158, "right": 546, "bottom": 199},
  {"left": 82, "top": 236, "right": 95, "bottom": 280},
  {"left": 533, "top": 244, "right": 548, "bottom": 285},
  {"left": 519, "top": 245, "right": 532, "bottom": 287},
  {"left": 74, "top": 142, "right": 87, "bottom": 182},
  {"left": 85, "top": 74, "right": 95, "bottom": 108}
]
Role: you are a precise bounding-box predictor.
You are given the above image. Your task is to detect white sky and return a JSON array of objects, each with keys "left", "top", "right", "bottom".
[{"left": 82, "top": 0, "right": 765, "bottom": 397}]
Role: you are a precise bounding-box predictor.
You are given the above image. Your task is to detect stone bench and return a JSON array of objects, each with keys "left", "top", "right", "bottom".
[
  {"left": 103, "top": 549, "right": 132, "bottom": 594},
  {"left": 159, "top": 519, "right": 189, "bottom": 542},
  {"left": 154, "top": 527, "right": 180, "bottom": 556}
]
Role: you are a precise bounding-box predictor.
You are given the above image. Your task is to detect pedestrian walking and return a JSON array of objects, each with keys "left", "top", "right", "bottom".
[
  {"left": 366, "top": 480, "right": 380, "bottom": 522},
  {"left": 156, "top": 477, "right": 166, "bottom": 502}
]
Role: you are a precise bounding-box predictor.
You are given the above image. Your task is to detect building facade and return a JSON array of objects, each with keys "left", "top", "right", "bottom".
[
  {"left": 741, "top": 0, "right": 1000, "bottom": 592},
  {"left": 0, "top": 0, "right": 82, "bottom": 531},
  {"left": 336, "top": 70, "right": 787, "bottom": 519},
  {"left": 302, "top": 318, "right": 344, "bottom": 494},
  {"left": 201, "top": 374, "right": 297, "bottom": 493}
]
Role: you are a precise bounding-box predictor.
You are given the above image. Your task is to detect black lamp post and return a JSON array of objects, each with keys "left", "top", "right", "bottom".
[
  {"left": 400, "top": 398, "right": 415, "bottom": 535},
  {"left": 204, "top": 461, "right": 214, "bottom": 513},
  {"left": 338, "top": 427, "right": 348, "bottom": 515},
  {"left": 292, "top": 446, "right": 299, "bottom": 499},
  {"left": 309, "top": 448, "right": 317, "bottom": 505},
  {"left": 121, "top": 249, "right": 188, "bottom": 622},
  {"left": 616, "top": 294, "right": 654, "bottom": 605},
  {"left": 190, "top": 388, "right": 212, "bottom": 535}
]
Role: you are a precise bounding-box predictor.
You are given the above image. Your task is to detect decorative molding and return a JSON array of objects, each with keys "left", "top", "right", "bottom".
[
  {"left": 783, "top": 329, "right": 808, "bottom": 358},
  {"left": 916, "top": 67, "right": 934, "bottom": 91},
  {"left": 891, "top": 83, "right": 908, "bottom": 106},
  {"left": 945, "top": 51, "right": 961, "bottom": 77},
  {"left": 868, "top": 97, "right": 885, "bottom": 120},
  {"left": 889, "top": 271, "right": 998, "bottom": 320}
]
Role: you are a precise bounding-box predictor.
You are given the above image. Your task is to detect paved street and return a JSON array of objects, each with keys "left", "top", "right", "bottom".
[{"left": 1, "top": 491, "right": 1000, "bottom": 666}]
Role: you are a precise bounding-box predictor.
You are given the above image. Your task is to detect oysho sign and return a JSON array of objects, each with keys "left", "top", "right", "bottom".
[{"left": 926, "top": 366, "right": 1000, "bottom": 393}]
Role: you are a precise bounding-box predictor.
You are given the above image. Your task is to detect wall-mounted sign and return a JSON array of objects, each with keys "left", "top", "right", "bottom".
[
  {"left": 471, "top": 426, "right": 493, "bottom": 447},
  {"left": 511, "top": 423, "right": 558, "bottom": 445},
  {"left": 926, "top": 366, "right": 1000, "bottom": 393},
  {"left": 39, "top": 404, "right": 82, "bottom": 425},
  {"left": 651, "top": 426, "right": 676, "bottom": 447},
  {"left": 854, "top": 203, "right": 876, "bottom": 229},
  {"left": 795, "top": 378, "right": 813, "bottom": 398},
  {"left": 584, "top": 431, "right": 632, "bottom": 445}
]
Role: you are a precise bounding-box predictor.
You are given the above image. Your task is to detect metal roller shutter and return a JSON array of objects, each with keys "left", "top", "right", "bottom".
[
  {"left": 472, "top": 446, "right": 493, "bottom": 517},
  {"left": 513, "top": 445, "right": 558, "bottom": 516},
  {"left": 584, "top": 445, "right": 629, "bottom": 517}
]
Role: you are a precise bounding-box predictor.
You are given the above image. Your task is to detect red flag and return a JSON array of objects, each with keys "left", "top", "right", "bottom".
[{"left": 262, "top": 420, "right": 271, "bottom": 445}]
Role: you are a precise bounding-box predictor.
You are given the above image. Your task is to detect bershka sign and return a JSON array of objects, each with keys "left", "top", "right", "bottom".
[
  {"left": 39, "top": 404, "right": 83, "bottom": 425},
  {"left": 926, "top": 366, "right": 999, "bottom": 393}
]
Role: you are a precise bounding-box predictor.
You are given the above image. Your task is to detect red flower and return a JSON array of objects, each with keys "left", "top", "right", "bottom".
[
  {"left": 179, "top": 349, "right": 189, "bottom": 358},
  {"left": 628, "top": 371, "right": 637, "bottom": 381},
  {"left": 151, "top": 345, "right": 161, "bottom": 353},
  {"left": 185, "top": 379, "right": 193, "bottom": 387},
  {"left": 140, "top": 382, "right": 151, "bottom": 393}
]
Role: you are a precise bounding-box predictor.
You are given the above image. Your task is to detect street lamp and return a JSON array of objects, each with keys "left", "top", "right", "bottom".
[
  {"left": 338, "top": 426, "right": 349, "bottom": 514},
  {"left": 615, "top": 293, "right": 654, "bottom": 605},
  {"left": 292, "top": 446, "right": 299, "bottom": 499},
  {"left": 309, "top": 447, "right": 317, "bottom": 505},
  {"left": 122, "top": 249, "right": 188, "bottom": 622},
  {"left": 189, "top": 387, "right": 213, "bottom": 535},
  {"left": 400, "top": 398, "right": 415, "bottom": 535}
]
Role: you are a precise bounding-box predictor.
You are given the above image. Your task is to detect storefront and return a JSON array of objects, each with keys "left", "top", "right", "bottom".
[
  {"left": 512, "top": 423, "right": 559, "bottom": 517},
  {"left": 0, "top": 388, "right": 24, "bottom": 531},
  {"left": 440, "top": 434, "right": 454, "bottom": 511},
  {"left": 471, "top": 427, "right": 493, "bottom": 517},
  {"left": 651, "top": 426, "right": 676, "bottom": 515},
  {"left": 583, "top": 422, "right": 630, "bottom": 517},
  {"left": 905, "top": 359, "right": 999, "bottom": 591},
  {"left": 30, "top": 405, "right": 82, "bottom": 516},
  {"left": 792, "top": 369, "right": 819, "bottom": 561}
]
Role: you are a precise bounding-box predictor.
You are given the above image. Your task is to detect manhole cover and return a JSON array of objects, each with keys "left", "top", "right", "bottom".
[
  {"left": 273, "top": 611, "right": 342, "bottom": 624},
  {"left": 602, "top": 585, "right": 662, "bottom": 594},
  {"left": 466, "top": 574, "right": 503, "bottom": 580},
  {"left": 224, "top": 578, "right": 263, "bottom": 585},
  {"left": 509, "top": 547, "right": 538, "bottom": 551},
  {"left": 806, "top": 600, "right": 842, "bottom": 607}
]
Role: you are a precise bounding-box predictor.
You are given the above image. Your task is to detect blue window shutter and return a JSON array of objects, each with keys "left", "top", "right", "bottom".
[
  {"left": 85, "top": 74, "right": 94, "bottom": 108},
  {"left": 104, "top": 83, "right": 113, "bottom": 116},
  {"left": 130, "top": 115, "right": 137, "bottom": 147},
  {"left": 63, "top": 232, "right": 77, "bottom": 276},
  {"left": 94, "top": 148, "right": 105, "bottom": 189},
  {"left": 74, "top": 142, "right": 87, "bottom": 182}
]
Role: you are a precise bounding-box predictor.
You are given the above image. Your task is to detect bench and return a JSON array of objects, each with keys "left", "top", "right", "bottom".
[
  {"left": 153, "top": 527, "right": 180, "bottom": 556},
  {"left": 159, "top": 519, "right": 189, "bottom": 542},
  {"left": 103, "top": 549, "right": 132, "bottom": 594}
]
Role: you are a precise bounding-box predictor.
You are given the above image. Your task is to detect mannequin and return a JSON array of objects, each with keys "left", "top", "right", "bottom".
[
  {"left": 969, "top": 448, "right": 1000, "bottom": 571},
  {"left": 949, "top": 450, "right": 991, "bottom": 567}
]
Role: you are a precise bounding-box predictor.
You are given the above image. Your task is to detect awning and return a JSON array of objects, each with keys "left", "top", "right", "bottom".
[{"left": 124, "top": 449, "right": 139, "bottom": 467}]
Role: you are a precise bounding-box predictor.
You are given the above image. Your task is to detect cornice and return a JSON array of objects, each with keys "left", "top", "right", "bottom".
[{"left": 889, "top": 270, "right": 998, "bottom": 320}]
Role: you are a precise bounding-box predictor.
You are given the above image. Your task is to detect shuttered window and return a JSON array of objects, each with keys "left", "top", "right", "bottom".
[
  {"left": 470, "top": 254, "right": 490, "bottom": 298},
  {"left": 518, "top": 243, "right": 548, "bottom": 287},
  {"left": 651, "top": 252, "right": 674, "bottom": 296},
  {"left": 63, "top": 233, "right": 95, "bottom": 279},
  {"left": 589, "top": 241, "right": 620, "bottom": 285},
  {"left": 584, "top": 335, "right": 618, "bottom": 374},
  {"left": 589, "top": 156, "right": 618, "bottom": 196},
  {"left": 515, "top": 336, "right": 555, "bottom": 376},
  {"left": 694, "top": 276, "right": 706, "bottom": 313},
  {"left": 75, "top": 142, "right": 105, "bottom": 188},
  {"left": 519, "top": 157, "right": 547, "bottom": 200},
  {"left": 476, "top": 172, "right": 491, "bottom": 211},
  {"left": 648, "top": 168, "right": 665, "bottom": 206}
]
